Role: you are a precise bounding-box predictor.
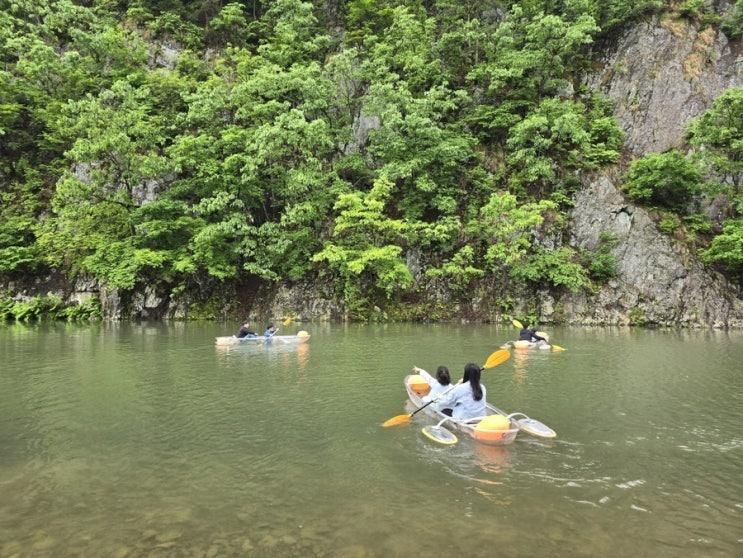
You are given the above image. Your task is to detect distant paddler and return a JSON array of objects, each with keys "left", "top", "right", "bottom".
[
  {"left": 504, "top": 319, "right": 566, "bottom": 351},
  {"left": 518, "top": 322, "right": 547, "bottom": 344},
  {"left": 236, "top": 322, "right": 257, "bottom": 339}
]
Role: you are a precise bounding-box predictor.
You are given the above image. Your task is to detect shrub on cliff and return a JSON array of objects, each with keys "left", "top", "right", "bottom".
[
  {"left": 623, "top": 150, "right": 704, "bottom": 211},
  {"left": 702, "top": 219, "right": 743, "bottom": 274},
  {"left": 687, "top": 87, "right": 743, "bottom": 186}
]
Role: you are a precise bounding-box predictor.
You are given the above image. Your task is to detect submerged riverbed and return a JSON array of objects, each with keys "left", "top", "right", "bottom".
[{"left": 1, "top": 322, "right": 742, "bottom": 557}]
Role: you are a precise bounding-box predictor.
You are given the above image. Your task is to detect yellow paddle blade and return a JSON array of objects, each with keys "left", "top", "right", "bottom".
[
  {"left": 482, "top": 349, "right": 511, "bottom": 370},
  {"left": 551, "top": 344, "right": 566, "bottom": 352},
  {"left": 511, "top": 319, "right": 523, "bottom": 329},
  {"left": 382, "top": 414, "right": 412, "bottom": 428},
  {"left": 282, "top": 316, "right": 293, "bottom": 326}
]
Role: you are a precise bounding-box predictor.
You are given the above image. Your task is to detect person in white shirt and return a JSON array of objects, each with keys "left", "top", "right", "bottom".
[
  {"left": 414, "top": 366, "right": 452, "bottom": 411},
  {"left": 437, "top": 363, "right": 487, "bottom": 421}
]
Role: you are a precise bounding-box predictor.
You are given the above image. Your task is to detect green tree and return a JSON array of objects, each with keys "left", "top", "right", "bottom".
[
  {"left": 474, "top": 191, "right": 556, "bottom": 269},
  {"left": 687, "top": 88, "right": 743, "bottom": 189},
  {"left": 702, "top": 219, "right": 743, "bottom": 274},
  {"left": 510, "top": 247, "right": 591, "bottom": 291},
  {"left": 505, "top": 97, "right": 623, "bottom": 197},
  {"left": 623, "top": 150, "right": 704, "bottom": 211},
  {"left": 313, "top": 176, "right": 412, "bottom": 312},
  {"left": 721, "top": 0, "right": 743, "bottom": 39},
  {"left": 466, "top": 6, "right": 600, "bottom": 141}
]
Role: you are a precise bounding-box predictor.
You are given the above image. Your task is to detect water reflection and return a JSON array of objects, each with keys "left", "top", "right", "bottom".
[
  {"left": 296, "top": 342, "right": 309, "bottom": 371},
  {"left": 512, "top": 350, "right": 530, "bottom": 383},
  {"left": 3, "top": 323, "right": 743, "bottom": 557},
  {"left": 474, "top": 443, "right": 512, "bottom": 475}
]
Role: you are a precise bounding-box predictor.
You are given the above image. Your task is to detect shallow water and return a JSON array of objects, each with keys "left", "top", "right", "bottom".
[{"left": 1, "top": 322, "right": 742, "bottom": 557}]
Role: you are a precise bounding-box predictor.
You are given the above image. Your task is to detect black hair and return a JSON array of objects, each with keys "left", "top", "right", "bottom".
[
  {"left": 435, "top": 366, "right": 450, "bottom": 386},
  {"left": 464, "top": 362, "right": 483, "bottom": 401}
]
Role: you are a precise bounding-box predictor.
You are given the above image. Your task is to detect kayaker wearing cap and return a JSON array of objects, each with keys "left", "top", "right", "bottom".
[
  {"left": 437, "top": 363, "right": 487, "bottom": 420},
  {"left": 236, "top": 322, "right": 257, "bottom": 338},
  {"left": 519, "top": 322, "right": 546, "bottom": 343}
]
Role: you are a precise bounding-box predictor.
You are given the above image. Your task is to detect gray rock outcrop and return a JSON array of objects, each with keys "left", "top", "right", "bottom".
[
  {"left": 344, "top": 114, "right": 381, "bottom": 155},
  {"left": 587, "top": 17, "right": 742, "bottom": 156},
  {"left": 562, "top": 176, "right": 743, "bottom": 327},
  {"left": 558, "top": 17, "right": 743, "bottom": 327}
]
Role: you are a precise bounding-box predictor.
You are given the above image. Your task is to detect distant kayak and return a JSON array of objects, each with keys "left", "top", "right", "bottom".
[
  {"left": 215, "top": 331, "right": 311, "bottom": 346},
  {"left": 501, "top": 340, "right": 552, "bottom": 350}
]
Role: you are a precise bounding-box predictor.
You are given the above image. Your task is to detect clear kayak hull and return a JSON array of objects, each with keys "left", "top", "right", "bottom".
[
  {"left": 404, "top": 375, "right": 519, "bottom": 446},
  {"left": 215, "top": 334, "right": 311, "bottom": 346},
  {"left": 501, "top": 340, "right": 552, "bottom": 350}
]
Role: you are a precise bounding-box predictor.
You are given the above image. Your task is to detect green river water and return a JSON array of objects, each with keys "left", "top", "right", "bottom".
[{"left": 1, "top": 323, "right": 742, "bottom": 557}]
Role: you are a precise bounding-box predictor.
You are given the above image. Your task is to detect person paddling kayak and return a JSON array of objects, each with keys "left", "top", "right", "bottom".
[
  {"left": 518, "top": 323, "right": 546, "bottom": 343},
  {"left": 264, "top": 324, "right": 278, "bottom": 338},
  {"left": 236, "top": 322, "right": 257, "bottom": 338},
  {"left": 437, "top": 363, "right": 487, "bottom": 420},
  {"left": 413, "top": 365, "right": 452, "bottom": 411}
]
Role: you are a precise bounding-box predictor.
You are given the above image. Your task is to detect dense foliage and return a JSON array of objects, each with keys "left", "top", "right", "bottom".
[
  {"left": 623, "top": 150, "right": 704, "bottom": 211},
  {"left": 0, "top": 0, "right": 740, "bottom": 319}
]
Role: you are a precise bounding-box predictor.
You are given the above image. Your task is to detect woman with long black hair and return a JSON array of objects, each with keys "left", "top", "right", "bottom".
[{"left": 438, "top": 363, "right": 487, "bottom": 420}]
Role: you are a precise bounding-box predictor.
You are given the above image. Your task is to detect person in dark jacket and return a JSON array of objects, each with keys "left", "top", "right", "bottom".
[
  {"left": 518, "top": 323, "right": 546, "bottom": 343},
  {"left": 236, "top": 323, "right": 257, "bottom": 338}
]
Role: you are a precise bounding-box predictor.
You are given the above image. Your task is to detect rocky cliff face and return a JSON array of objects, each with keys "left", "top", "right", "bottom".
[
  {"left": 586, "top": 16, "right": 742, "bottom": 157},
  {"left": 558, "top": 176, "right": 743, "bottom": 326},
  {"left": 558, "top": 16, "right": 743, "bottom": 327}
]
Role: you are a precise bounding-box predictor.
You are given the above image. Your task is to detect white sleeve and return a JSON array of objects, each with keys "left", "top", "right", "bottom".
[{"left": 436, "top": 382, "right": 462, "bottom": 408}]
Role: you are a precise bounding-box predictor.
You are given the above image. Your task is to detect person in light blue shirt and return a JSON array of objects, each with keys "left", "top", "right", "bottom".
[
  {"left": 437, "top": 363, "right": 487, "bottom": 421},
  {"left": 264, "top": 324, "right": 277, "bottom": 338},
  {"left": 414, "top": 366, "right": 452, "bottom": 411}
]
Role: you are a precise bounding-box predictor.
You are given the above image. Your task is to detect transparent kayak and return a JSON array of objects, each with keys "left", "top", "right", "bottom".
[
  {"left": 215, "top": 333, "right": 311, "bottom": 346},
  {"left": 404, "top": 375, "right": 519, "bottom": 446},
  {"left": 501, "top": 340, "right": 552, "bottom": 350}
]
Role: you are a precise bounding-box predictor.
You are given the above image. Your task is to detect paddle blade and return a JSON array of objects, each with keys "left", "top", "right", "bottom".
[
  {"left": 382, "top": 414, "right": 411, "bottom": 428},
  {"left": 282, "top": 316, "right": 293, "bottom": 326},
  {"left": 511, "top": 319, "right": 524, "bottom": 329},
  {"left": 551, "top": 344, "right": 566, "bottom": 352},
  {"left": 482, "top": 349, "right": 511, "bottom": 370}
]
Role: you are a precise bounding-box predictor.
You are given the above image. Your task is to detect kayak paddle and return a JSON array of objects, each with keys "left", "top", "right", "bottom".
[{"left": 382, "top": 349, "right": 511, "bottom": 428}]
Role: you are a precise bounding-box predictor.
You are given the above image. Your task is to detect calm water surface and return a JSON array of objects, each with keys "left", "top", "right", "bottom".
[{"left": 1, "top": 323, "right": 742, "bottom": 557}]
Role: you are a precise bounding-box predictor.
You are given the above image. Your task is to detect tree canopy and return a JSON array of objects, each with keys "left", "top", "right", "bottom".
[{"left": 1, "top": 0, "right": 741, "bottom": 318}]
